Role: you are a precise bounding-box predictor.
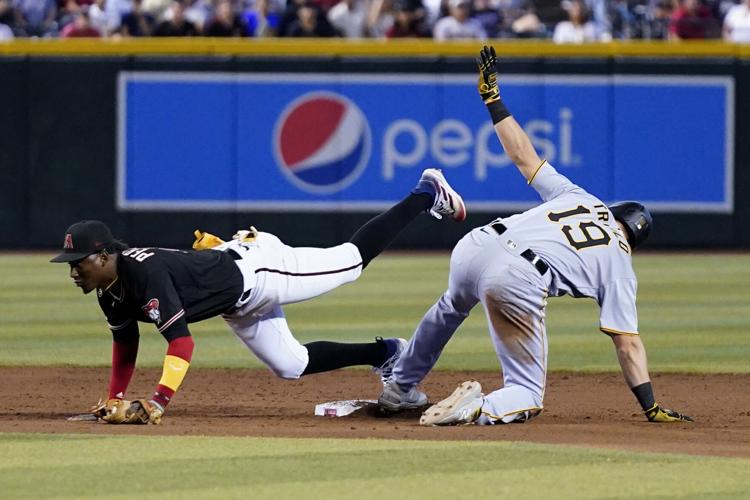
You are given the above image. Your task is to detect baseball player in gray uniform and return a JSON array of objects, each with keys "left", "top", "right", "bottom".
[{"left": 378, "top": 46, "right": 693, "bottom": 426}]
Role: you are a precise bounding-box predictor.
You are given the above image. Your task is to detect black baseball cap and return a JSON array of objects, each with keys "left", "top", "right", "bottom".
[{"left": 50, "top": 220, "right": 115, "bottom": 263}]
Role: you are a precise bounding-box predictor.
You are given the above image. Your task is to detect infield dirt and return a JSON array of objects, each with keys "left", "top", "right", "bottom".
[{"left": 2, "top": 367, "right": 748, "bottom": 458}]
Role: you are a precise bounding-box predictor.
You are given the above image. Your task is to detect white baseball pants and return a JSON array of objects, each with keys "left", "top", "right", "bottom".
[{"left": 221, "top": 233, "right": 363, "bottom": 379}]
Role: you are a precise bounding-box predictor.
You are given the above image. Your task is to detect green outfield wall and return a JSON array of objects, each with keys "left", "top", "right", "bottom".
[{"left": 1, "top": 40, "right": 749, "bottom": 250}]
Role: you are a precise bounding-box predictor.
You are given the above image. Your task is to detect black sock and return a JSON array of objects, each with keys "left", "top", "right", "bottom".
[
  {"left": 349, "top": 193, "right": 432, "bottom": 269},
  {"left": 631, "top": 382, "right": 656, "bottom": 411},
  {"left": 301, "top": 341, "right": 388, "bottom": 376}
]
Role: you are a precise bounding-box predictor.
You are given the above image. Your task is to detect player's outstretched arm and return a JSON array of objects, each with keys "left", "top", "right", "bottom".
[
  {"left": 476, "top": 45, "right": 543, "bottom": 182},
  {"left": 610, "top": 333, "right": 693, "bottom": 423},
  {"left": 91, "top": 329, "right": 194, "bottom": 424}
]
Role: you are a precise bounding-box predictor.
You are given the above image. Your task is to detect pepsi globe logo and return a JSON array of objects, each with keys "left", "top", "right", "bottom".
[{"left": 273, "top": 92, "right": 372, "bottom": 195}]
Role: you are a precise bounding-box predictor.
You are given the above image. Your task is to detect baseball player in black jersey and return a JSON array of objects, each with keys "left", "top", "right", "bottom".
[{"left": 52, "top": 168, "right": 466, "bottom": 425}]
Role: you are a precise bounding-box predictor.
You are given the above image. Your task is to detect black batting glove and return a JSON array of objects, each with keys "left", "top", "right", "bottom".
[
  {"left": 476, "top": 45, "right": 500, "bottom": 105},
  {"left": 476, "top": 46, "right": 511, "bottom": 124}
]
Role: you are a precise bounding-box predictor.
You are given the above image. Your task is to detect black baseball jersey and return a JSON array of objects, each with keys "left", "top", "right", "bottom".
[{"left": 97, "top": 247, "right": 244, "bottom": 342}]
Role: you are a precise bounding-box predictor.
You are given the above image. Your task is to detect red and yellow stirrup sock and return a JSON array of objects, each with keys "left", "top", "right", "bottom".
[{"left": 152, "top": 336, "right": 194, "bottom": 408}]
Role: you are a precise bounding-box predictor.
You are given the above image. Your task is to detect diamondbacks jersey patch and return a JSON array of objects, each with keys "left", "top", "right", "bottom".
[{"left": 142, "top": 298, "right": 161, "bottom": 324}]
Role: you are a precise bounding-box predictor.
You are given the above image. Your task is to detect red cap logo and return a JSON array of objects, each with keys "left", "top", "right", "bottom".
[{"left": 63, "top": 234, "right": 73, "bottom": 249}]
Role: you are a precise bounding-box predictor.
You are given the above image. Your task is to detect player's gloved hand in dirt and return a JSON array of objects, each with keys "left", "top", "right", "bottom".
[
  {"left": 476, "top": 45, "right": 500, "bottom": 105},
  {"left": 644, "top": 403, "right": 693, "bottom": 423},
  {"left": 90, "top": 398, "right": 121, "bottom": 420},
  {"left": 90, "top": 398, "right": 164, "bottom": 424}
]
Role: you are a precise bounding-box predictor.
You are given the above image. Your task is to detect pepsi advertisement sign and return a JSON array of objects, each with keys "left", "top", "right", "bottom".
[
  {"left": 275, "top": 91, "right": 372, "bottom": 194},
  {"left": 117, "top": 73, "right": 734, "bottom": 213}
]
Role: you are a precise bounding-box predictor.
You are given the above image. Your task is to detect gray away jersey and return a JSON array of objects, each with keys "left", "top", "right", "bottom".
[{"left": 497, "top": 161, "right": 639, "bottom": 335}]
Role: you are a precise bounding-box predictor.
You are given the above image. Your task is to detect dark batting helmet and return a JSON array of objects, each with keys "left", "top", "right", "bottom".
[{"left": 609, "top": 201, "right": 652, "bottom": 250}]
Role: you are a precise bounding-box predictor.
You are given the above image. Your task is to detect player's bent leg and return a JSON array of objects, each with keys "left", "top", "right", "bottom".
[
  {"left": 300, "top": 337, "right": 407, "bottom": 378},
  {"left": 380, "top": 229, "right": 482, "bottom": 411},
  {"left": 477, "top": 260, "right": 549, "bottom": 424},
  {"left": 479, "top": 385, "right": 543, "bottom": 424},
  {"left": 228, "top": 232, "right": 362, "bottom": 313},
  {"left": 391, "top": 236, "right": 481, "bottom": 388},
  {"left": 418, "top": 382, "right": 542, "bottom": 426},
  {"left": 391, "top": 290, "right": 476, "bottom": 388},
  {"left": 223, "top": 306, "right": 308, "bottom": 379},
  {"left": 265, "top": 241, "right": 364, "bottom": 305}
]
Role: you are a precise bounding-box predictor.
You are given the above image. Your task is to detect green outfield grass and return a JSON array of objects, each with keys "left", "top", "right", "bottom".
[
  {"left": 1, "top": 252, "right": 748, "bottom": 372},
  {"left": 2, "top": 253, "right": 749, "bottom": 499},
  {"left": 1, "top": 433, "right": 749, "bottom": 499}
]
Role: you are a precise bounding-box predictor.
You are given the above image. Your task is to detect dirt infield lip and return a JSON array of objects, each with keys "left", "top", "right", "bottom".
[{"left": 2, "top": 367, "right": 748, "bottom": 458}]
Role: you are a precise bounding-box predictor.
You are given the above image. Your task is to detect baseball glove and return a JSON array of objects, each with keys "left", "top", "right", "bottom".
[
  {"left": 90, "top": 398, "right": 164, "bottom": 425},
  {"left": 644, "top": 403, "right": 693, "bottom": 423}
]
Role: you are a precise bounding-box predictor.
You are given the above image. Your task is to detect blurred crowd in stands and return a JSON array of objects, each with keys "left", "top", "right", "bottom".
[{"left": 0, "top": 0, "right": 748, "bottom": 42}]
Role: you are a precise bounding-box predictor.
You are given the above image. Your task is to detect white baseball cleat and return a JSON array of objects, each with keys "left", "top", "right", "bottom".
[
  {"left": 417, "top": 168, "right": 467, "bottom": 222},
  {"left": 378, "top": 381, "right": 429, "bottom": 411},
  {"left": 419, "top": 381, "right": 483, "bottom": 426}
]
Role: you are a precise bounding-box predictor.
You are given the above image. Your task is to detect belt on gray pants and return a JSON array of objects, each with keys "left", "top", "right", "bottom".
[{"left": 490, "top": 223, "right": 549, "bottom": 276}]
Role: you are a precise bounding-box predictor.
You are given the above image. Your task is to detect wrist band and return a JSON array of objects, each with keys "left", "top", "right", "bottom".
[{"left": 487, "top": 99, "right": 511, "bottom": 124}]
